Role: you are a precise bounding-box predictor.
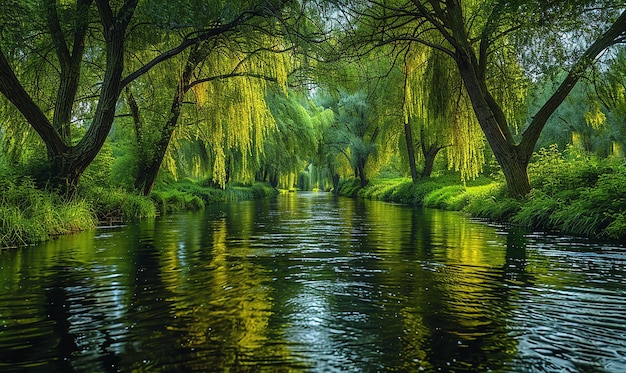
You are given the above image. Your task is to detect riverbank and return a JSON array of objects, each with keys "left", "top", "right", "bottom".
[
  {"left": 0, "top": 178, "right": 277, "bottom": 249},
  {"left": 338, "top": 150, "right": 626, "bottom": 241}
]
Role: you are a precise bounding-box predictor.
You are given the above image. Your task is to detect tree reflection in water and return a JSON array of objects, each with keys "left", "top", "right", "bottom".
[{"left": 0, "top": 192, "right": 625, "bottom": 372}]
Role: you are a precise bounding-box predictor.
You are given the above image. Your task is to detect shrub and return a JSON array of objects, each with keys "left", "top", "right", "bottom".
[
  {"left": 88, "top": 186, "right": 157, "bottom": 223},
  {"left": 511, "top": 190, "right": 559, "bottom": 229}
]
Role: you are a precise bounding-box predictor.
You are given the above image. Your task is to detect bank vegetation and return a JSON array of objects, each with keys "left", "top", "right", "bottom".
[{"left": 340, "top": 145, "right": 626, "bottom": 241}]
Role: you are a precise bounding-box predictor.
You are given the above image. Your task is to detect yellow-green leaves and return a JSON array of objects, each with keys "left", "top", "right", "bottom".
[
  {"left": 403, "top": 45, "right": 485, "bottom": 181},
  {"left": 185, "top": 44, "right": 291, "bottom": 187},
  {"left": 584, "top": 102, "right": 607, "bottom": 130}
]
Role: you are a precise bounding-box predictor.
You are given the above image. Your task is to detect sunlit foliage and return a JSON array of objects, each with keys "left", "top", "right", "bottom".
[
  {"left": 184, "top": 45, "right": 291, "bottom": 186},
  {"left": 404, "top": 46, "right": 485, "bottom": 181}
]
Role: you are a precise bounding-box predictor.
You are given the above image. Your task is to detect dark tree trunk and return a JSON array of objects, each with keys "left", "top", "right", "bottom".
[
  {"left": 421, "top": 143, "right": 441, "bottom": 178},
  {"left": 0, "top": 0, "right": 138, "bottom": 196},
  {"left": 439, "top": 3, "right": 625, "bottom": 198},
  {"left": 133, "top": 44, "right": 207, "bottom": 196},
  {"left": 52, "top": 1, "right": 135, "bottom": 193},
  {"left": 356, "top": 159, "right": 368, "bottom": 187},
  {"left": 401, "top": 68, "right": 419, "bottom": 183},
  {"left": 404, "top": 119, "right": 419, "bottom": 183},
  {"left": 455, "top": 51, "right": 531, "bottom": 198},
  {"left": 46, "top": 0, "right": 92, "bottom": 141},
  {"left": 331, "top": 173, "right": 340, "bottom": 195},
  {"left": 269, "top": 172, "right": 279, "bottom": 188}
]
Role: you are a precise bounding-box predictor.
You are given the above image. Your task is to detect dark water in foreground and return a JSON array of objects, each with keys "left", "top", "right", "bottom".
[{"left": 1, "top": 192, "right": 625, "bottom": 372}]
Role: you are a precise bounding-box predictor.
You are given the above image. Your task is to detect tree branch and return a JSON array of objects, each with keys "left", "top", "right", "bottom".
[
  {"left": 119, "top": 11, "right": 259, "bottom": 90},
  {"left": 0, "top": 50, "right": 68, "bottom": 154},
  {"left": 520, "top": 9, "right": 626, "bottom": 159}
]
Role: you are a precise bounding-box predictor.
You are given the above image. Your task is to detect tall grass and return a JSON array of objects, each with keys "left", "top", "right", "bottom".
[
  {"left": 87, "top": 186, "right": 158, "bottom": 223},
  {"left": 1, "top": 177, "right": 96, "bottom": 248},
  {"left": 152, "top": 180, "right": 277, "bottom": 213}
]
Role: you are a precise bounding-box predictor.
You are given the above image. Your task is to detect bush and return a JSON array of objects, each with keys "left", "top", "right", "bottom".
[
  {"left": 511, "top": 190, "right": 559, "bottom": 229},
  {"left": 151, "top": 180, "right": 277, "bottom": 214}
]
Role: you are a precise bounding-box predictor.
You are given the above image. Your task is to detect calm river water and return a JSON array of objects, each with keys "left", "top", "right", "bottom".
[{"left": 1, "top": 192, "right": 626, "bottom": 372}]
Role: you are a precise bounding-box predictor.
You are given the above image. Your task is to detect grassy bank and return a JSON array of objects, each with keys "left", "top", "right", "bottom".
[
  {"left": 339, "top": 149, "right": 626, "bottom": 241},
  {"left": 1, "top": 178, "right": 277, "bottom": 249},
  {"left": 1, "top": 177, "right": 96, "bottom": 248}
]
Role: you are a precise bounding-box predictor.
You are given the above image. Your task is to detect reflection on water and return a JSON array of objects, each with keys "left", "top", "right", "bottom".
[{"left": 1, "top": 192, "right": 625, "bottom": 372}]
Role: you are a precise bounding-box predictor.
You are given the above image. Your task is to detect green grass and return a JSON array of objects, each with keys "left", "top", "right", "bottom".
[
  {"left": 152, "top": 180, "right": 278, "bottom": 212},
  {"left": 0, "top": 175, "right": 278, "bottom": 248},
  {"left": 339, "top": 150, "right": 626, "bottom": 241},
  {"left": 1, "top": 177, "right": 96, "bottom": 248}
]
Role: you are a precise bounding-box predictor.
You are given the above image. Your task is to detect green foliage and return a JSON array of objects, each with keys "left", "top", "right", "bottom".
[
  {"left": 249, "top": 183, "right": 277, "bottom": 199},
  {"left": 509, "top": 190, "right": 559, "bottom": 229},
  {"left": 82, "top": 140, "right": 115, "bottom": 187},
  {"left": 151, "top": 189, "right": 204, "bottom": 214},
  {"left": 337, "top": 178, "right": 362, "bottom": 197},
  {"left": 356, "top": 178, "right": 404, "bottom": 200},
  {"left": 263, "top": 90, "right": 321, "bottom": 189},
  {"left": 464, "top": 196, "right": 521, "bottom": 221},
  {"left": 340, "top": 174, "right": 504, "bottom": 212},
  {"left": 423, "top": 185, "right": 465, "bottom": 210},
  {"left": 387, "top": 181, "right": 421, "bottom": 204},
  {"left": 152, "top": 180, "right": 277, "bottom": 213},
  {"left": 86, "top": 186, "right": 158, "bottom": 223},
  {"left": 508, "top": 146, "right": 626, "bottom": 239},
  {"left": 0, "top": 175, "right": 96, "bottom": 248}
]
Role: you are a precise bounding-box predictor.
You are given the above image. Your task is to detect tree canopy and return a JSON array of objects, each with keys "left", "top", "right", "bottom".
[{"left": 1, "top": 0, "right": 625, "bottom": 199}]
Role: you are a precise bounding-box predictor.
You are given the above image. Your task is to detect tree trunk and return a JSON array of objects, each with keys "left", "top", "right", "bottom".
[
  {"left": 455, "top": 51, "right": 531, "bottom": 198},
  {"left": 134, "top": 160, "right": 164, "bottom": 196},
  {"left": 357, "top": 159, "right": 368, "bottom": 187},
  {"left": 0, "top": 1, "right": 137, "bottom": 196},
  {"left": 404, "top": 119, "right": 419, "bottom": 183},
  {"left": 132, "top": 112, "right": 178, "bottom": 196},
  {"left": 46, "top": 0, "right": 92, "bottom": 141},
  {"left": 269, "top": 172, "right": 279, "bottom": 188},
  {"left": 132, "top": 45, "right": 206, "bottom": 196},
  {"left": 444, "top": 4, "right": 624, "bottom": 198},
  {"left": 331, "top": 173, "right": 340, "bottom": 195},
  {"left": 421, "top": 143, "right": 441, "bottom": 178},
  {"left": 54, "top": 2, "right": 133, "bottom": 193}
]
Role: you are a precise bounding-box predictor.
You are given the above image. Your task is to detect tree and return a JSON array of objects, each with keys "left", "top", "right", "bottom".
[
  {"left": 262, "top": 89, "right": 322, "bottom": 189},
  {"left": 123, "top": 3, "right": 308, "bottom": 194},
  {"left": 0, "top": 0, "right": 134, "bottom": 194},
  {"left": 339, "top": 90, "right": 379, "bottom": 186},
  {"left": 0, "top": 0, "right": 285, "bottom": 195},
  {"left": 340, "top": 0, "right": 626, "bottom": 197},
  {"left": 403, "top": 45, "right": 486, "bottom": 180}
]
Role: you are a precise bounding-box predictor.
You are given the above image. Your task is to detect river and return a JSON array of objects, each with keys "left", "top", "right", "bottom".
[{"left": 1, "top": 192, "right": 625, "bottom": 372}]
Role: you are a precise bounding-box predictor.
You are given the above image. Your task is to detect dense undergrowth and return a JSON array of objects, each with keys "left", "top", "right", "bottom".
[
  {"left": 339, "top": 146, "right": 626, "bottom": 241},
  {"left": 0, "top": 177, "right": 277, "bottom": 249}
]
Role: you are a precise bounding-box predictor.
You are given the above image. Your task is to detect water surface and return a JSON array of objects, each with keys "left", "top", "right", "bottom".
[{"left": 1, "top": 192, "right": 625, "bottom": 372}]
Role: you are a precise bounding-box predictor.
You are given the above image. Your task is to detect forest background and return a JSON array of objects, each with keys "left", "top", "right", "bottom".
[{"left": 1, "top": 0, "right": 625, "bottom": 248}]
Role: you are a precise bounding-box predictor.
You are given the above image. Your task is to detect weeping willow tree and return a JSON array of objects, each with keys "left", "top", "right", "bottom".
[
  {"left": 168, "top": 41, "right": 291, "bottom": 189},
  {"left": 0, "top": 0, "right": 298, "bottom": 196},
  {"left": 534, "top": 66, "right": 626, "bottom": 158},
  {"left": 404, "top": 45, "right": 484, "bottom": 181},
  {"left": 402, "top": 31, "right": 528, "bottom": 181},
  {"left": 312, "top": 48, "right": 407, "bottom": 188},
  {"left": 119, "top": 8, "right": 295, "bottom": 195},
  {"left": 261, "top": 89, "right": 322, "bottom": 189},
  {"left": 340, "top": 0, "right": 626, "bottom": 197}
]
